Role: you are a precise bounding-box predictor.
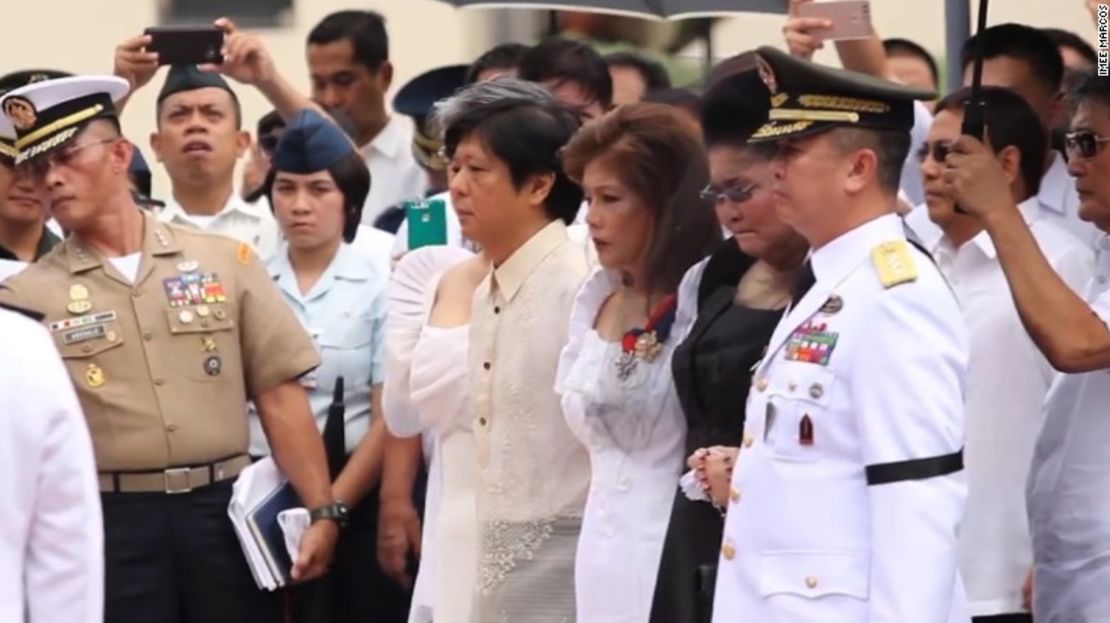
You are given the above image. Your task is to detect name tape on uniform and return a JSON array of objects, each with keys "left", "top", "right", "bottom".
[
  {"left": 62, "top": 323, "right": 107, "bottom": 344},
  {"left": 49, "top": 310, "right": 117, "bottom": 332}
]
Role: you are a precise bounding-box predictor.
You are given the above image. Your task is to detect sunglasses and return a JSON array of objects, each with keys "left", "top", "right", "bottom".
[
  {"left": 1064, "top": 130, "right": 1110, "bottom": 160},
  {"left": 699, "top": 181, "right": 758, "bottom": 205},
  {"left": 916, "top": 141, "right": 952, "bottom": 164},
  {"left": 17, "top": 138, "right": 118, "bottom": 179}
]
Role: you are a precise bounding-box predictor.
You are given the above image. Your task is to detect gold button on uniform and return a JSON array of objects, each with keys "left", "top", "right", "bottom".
[
  {"left": 730, "top": 487, "right": 741, "bottom": 503},
  {"left": 805, "top": 576, "right": 818, "bottom": 589},
  {"left": 721, "top": 542, "right": 736, "bottom": 560},
  {"left": 743, "top": 432, "right": 754, "bottom": 448},
  {"left": 154, "top": 378, "right": 165, "bottom": 386},
  {"left": 788, "top": 379, "right": 798, "bottom": 391},
  {"left": 756, "top": 378, "right": 768, "bottom": 392}
]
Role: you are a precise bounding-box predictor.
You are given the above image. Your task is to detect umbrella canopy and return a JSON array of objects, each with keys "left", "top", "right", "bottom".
[{"left": 436, "top": 0, "right": 786, "bottom": 20}]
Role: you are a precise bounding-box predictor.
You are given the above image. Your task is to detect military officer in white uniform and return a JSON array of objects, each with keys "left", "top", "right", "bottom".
[
  {"left": 712, "top": 47, "right": 969, "bottom": 623},
  {"left": 0, "top": 303, "right": 102, "bottom": 623}
]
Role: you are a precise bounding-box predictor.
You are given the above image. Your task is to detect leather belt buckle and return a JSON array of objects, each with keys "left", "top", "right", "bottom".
[{"left": 164, "top": 467, "right": 193, "bottom": 494}]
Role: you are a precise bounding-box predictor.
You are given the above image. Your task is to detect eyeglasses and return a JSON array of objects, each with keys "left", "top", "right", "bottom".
[
  {"left": 916, "top": 141, "right": 953, "bottom": 164},
  {"left": 19, "top": 138, "right": 118, "bottom": 179},
  {"left": 1064, "top": 130, "right": 1110, "bottom": 160},
  {"left": 699, "top": 181, "right": 758, "bottom": 205}
]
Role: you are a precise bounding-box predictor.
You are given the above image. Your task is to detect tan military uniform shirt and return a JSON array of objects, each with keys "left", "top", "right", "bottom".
[{"left": 0, "top": 212, "right": 319, "bottom": 471}]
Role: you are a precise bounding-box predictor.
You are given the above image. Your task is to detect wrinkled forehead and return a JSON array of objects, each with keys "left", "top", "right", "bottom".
[
  {"left": 1069, "top": 99, "right": 1110, "bottom": 132},
  {"left": 160, "top": 87, "right": 237, "bottom": 113}
]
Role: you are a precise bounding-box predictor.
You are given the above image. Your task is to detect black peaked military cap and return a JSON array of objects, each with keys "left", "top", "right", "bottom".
[
  {"left": 394, "top": 64, "right": 468, "bottom": 171},
  {"left": 750, "top": 46, "right": 935, "bottom": 142}
]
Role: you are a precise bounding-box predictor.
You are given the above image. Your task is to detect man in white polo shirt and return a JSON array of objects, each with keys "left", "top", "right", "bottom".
[
  {"left": 307, "top": 10, "right": 427, "bottom": 228},
  {"left": 909, "top": 85, "right": 1091, "bottom": 623}
]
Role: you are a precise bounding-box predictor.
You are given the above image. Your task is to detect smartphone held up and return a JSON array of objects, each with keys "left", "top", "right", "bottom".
[
  {"left": 797, "top": 1, "right": 874, "bottom": 42},
  {"left": 143, "top": 26, "right": 225, "bottom": 66}
]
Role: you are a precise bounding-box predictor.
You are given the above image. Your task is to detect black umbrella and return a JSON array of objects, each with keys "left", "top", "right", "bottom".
[
  {"left": 322, "top": 376, "right": 346, "bottom": 481},
  {"left": 436, "top": 0, "right": 786, "bottom": 19},
  {"left": 437, "top": 0, "right": 786, "bottom": 72}
]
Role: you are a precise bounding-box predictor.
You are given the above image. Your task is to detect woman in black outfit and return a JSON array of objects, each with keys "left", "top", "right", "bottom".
[{"left": 649, "top": 58, "right": 809, "bottom": 623}]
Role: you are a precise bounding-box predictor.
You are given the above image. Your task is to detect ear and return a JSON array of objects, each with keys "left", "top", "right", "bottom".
[
  {"left": 844, "top": 147, "right": 879, "bottom": 195},
  {"left": 1046, "top": 90, "right": 1066, "bottom": 131},
  {"left": 379, "top": 60, "right": 394, "bottom": 91},
  {"left": 234, "top": 130, "right": 251, "bottom": 159},
  {"left": 524, "top": 171, "right": 556, "bottom": 209},
  {"left": 149, "top": 132, "right": 163, "bottom": 163},
  {"left": 112, "top": 139, "right": 134, "bottom": 175},
  {"left": 996, "top": 144, "right": 1022, "bottom": 188}
]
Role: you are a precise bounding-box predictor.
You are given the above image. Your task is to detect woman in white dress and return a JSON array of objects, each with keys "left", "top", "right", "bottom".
[
  {"left": 556, "top": 103, "right": 723, "bottom": 622},
  {"left": 384, "top": 245, "right": 489, "bottom": 623}
]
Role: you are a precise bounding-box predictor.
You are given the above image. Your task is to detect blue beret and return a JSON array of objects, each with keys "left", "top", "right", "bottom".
[
  {"left": 158, "top": 64, "right": 236, "bottom": 104},
  {"left": 270, "top": 109, "right": 356, "bottom": 174}
]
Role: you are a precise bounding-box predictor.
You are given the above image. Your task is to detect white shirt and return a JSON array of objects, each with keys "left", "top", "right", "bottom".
[
  {"left": 360, "top": 116, "right": 428, "bottom": 226},
  {"left": 1027, "top": 234, "right": 1110, "bottom": 622},
  {"left": 0, "top": 308, "right": 102, "bottom": 623},
  {"left": 909, "top": 199, "right": 1093, "bottom": 616},
  {"left": 899, "top": 101, "right": 932, "bottom": 207},
  {"left": 713, "top": 213, "right": 969, "bottom": 623},
  {"left": 106, "top": 252, "right": 142, "bottom": 284},
  {"left": 155, "top": 193, "right": 281, "bottom": 261},
  {"left": 351, "top": 224, "right": 396, "bottom": 270},
  {"left": 555, "top": 264, "right": 702, "bottom": 622},
  {"left": 0, "top": 259, "right": 26, "bottom": 281},
  {"left": 1038, "top": 152, "right": 1099, "bottom": 246}
]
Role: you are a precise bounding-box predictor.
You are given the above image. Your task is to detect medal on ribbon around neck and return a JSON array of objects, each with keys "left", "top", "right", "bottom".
[{"left": 615, "top": 293, "right": 678, "bottom": 381}]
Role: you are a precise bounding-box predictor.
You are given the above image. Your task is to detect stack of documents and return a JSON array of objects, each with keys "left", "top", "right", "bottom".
[{"left": 227, "top": 457, "right": 309, "bottom": 590}]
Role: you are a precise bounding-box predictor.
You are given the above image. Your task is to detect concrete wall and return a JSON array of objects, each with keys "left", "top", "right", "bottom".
[{"left": 0, "top": 1, "right": 1099, "bottom": 197}]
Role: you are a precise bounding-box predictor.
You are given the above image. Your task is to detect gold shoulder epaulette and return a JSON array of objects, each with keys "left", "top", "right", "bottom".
[{"left": 871, "top": 240, "right": 917, "bottom": 288}]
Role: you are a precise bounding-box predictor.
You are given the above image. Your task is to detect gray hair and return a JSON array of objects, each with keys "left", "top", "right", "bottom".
[{"left": 428, "top": 76, "right": 559, "bottom": 139}]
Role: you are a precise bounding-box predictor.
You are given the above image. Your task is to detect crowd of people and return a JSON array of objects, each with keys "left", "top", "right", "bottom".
[{"left": 6, "top": 1, "right": 1110, "bottom": 623}]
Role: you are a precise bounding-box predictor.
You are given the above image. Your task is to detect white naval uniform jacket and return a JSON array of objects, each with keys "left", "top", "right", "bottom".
[{"left": 711, "top": 214, "right": 970, "bottom": 623}]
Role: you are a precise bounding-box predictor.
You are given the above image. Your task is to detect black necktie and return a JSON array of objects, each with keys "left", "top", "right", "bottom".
[{"left": 791, "top": 259, "right": 816, "bottom": 305}]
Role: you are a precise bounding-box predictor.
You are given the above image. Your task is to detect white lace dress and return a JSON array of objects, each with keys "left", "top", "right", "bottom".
[
  {"left": 384, "top": 246, "right": 478, "bottom": 623},
  {"left": 555, "top": 266, "right": 702, "bottom": 623}
]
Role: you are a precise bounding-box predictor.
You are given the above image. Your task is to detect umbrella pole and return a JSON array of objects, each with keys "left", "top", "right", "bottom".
[
  {"left": 547, "top": 10, "right": 559, "bottom": 36},
  {"left": 944, "top": 0, "right": 971, "bottom": 95}
]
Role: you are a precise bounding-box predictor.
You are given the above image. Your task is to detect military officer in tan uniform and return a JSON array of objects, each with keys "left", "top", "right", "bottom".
[
  {"left": 0, "top": 75, "right": 345, "bottom": 623},
  {"left": 711, "top": 48, "right": 970, "bottom": 623}
]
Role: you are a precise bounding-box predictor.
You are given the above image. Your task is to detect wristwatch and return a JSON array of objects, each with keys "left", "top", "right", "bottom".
[{"left": 309, "top": 501, "right": 350, "bottom": 528}]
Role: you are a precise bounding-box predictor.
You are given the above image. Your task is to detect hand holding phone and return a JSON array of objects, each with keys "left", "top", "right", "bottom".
[
  {"left": 206, "top": 17, "right": 279, "bottom": 87},
  {"left": 797, "top": 1, "right": 874, "bottom": 42}
]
